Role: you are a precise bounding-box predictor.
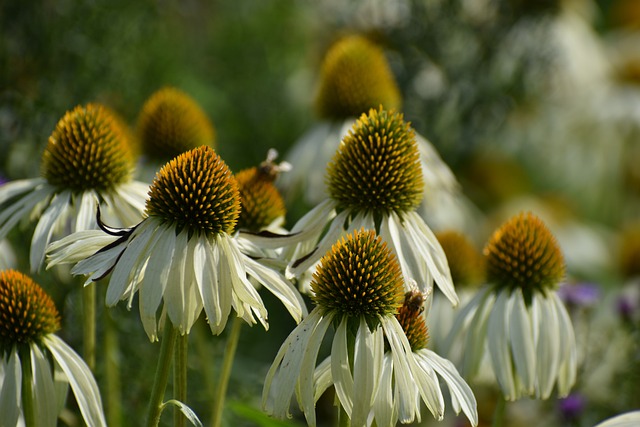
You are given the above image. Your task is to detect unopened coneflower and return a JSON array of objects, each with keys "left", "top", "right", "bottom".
[
  {"left": 0, "top": 103, "right": 149, "bottom": 271},
  {"left": 235, "top": 149, "right": 289, "bottom": 234},
  {"left": 138, "top": 87, "right": 215, "bottom": 161},
  {"left": 445, "top": 212, "right": 577, "bottom": 401},
  {"left": 0, "top": 269, "right": 106, "bottom": 426},
  {"left": 47, "top": 146, "right": 304, "bottom": 340},
  {"left": 250, "top": 107, "right": 458, "bottom": 305}
]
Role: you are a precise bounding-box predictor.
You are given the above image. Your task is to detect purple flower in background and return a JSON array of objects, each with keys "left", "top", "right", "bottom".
[
  {"left": 558, "top": 393, "right": 586, "bottom": 422},
  {"left": 0, "top": 173, "right": 8, "bottom": 186},
  {"left": 558, "top": 282, "right": 600, "bottom": 309}
]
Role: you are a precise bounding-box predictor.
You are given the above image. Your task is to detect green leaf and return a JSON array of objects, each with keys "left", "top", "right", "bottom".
[{"left": 228, "top": 401, "right": 305, "bottom": 427}]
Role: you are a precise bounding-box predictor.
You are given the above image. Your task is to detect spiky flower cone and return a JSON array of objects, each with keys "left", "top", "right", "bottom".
[
  {"left": 235, "top": 167, "right": 286, "bottom": 232},
  {"left": 315, "top": 35, "right": 401, "bottom": 120},
  {"left": 436, "top": 231, "right": 486, "bottom": 288}
]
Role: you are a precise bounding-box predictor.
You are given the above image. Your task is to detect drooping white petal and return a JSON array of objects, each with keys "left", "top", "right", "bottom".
[
  {"left": 487, "top": 290, "right": 517, "bottom": 400},
  {"left": 0, "top": 178, "right": 44, "bottom": 204},
  {"left": 107, "top": 220, "right": 156, "bottom": 306},
  {"left": 533, "top": 293, "right": 561, "bottom": 399},
  {"left": 30, "top": 343, "right": 57, "bottom": 427},
  {"left": 139, "top": 223, "right": 175, "bottom": 339},
  {"left": 312, "top": 357, "right": 332, "bottom": 403},
  {"left": 194, "top": 237, "right": 226, "bottom": 334},
  {"left": 218, "top": 234, "right": 267, "bottom": 324},
  {"left": 351, "top": 317, "right": 378, "bottom": 427},
  {"left": 402, "top": 212, "right": 458, "bottom": 306},
  {"left": 75, "top": 191, "right": 98, "bottom": 232},
  {"left": 163, "top": 229, "right": 191, "bottom": 334},
  {"left": 296, "top": 311, "right": 334, "bottom": 427},
  {"left": 262, "top": 308, "right": 324, "bottom": 419},
  {"left": 552, "top": 293, "right": 577, "bottom": 397},
  {"left": 45, "top": 335, "right": 107, "bottom": 427},
  {"left": 30, "top": 190, "right": 71, "bottom": 272},
  {"left": 0, "top": 348, "right": 22, "bottom": 427},
  {"left": 244, "top": 256, "right": 305, "bottom": 323},
  {"left": 417, "top": 349, "right": 478, "bottom": 426},
  {"left": 509, "top": 288, "right": 536, "bottom": 394},
  {"left": 373, "top": 354, "right": 396, "bottom": 427},
  {"left": 331, "top": 317, "right": 354, "bottom": 417},
  {"left": 380, "top": 316, "right": 418, "bottom": 424}
]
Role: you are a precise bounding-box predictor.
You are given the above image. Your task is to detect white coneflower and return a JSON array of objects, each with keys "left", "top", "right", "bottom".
[
  {"left": 278, "top": 34, "right": 401, "bottom": 206},
  {"left": 0, "top": 269, "right": 106, "bottom": 427},
  {"left": 445, "top": 212, "right": 577, "bottom": 400},
  {"left": 0, "top": 104, "right": 148, "bottom": 272},
  {"left": 47, "top": 146, "right": 304, "bottom": 341},
  {"left": 263, "top": 229, "right": 404, "bottom": 426},
  {"left": 250, "top": 107, "right": 458, "bottom": 305},
  {"left": 264, "top": 230, "right": 477, "bottom": 426}
]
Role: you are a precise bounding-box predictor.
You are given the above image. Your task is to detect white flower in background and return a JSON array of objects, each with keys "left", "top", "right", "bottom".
[
  {"left": 252, "top": 107, "right": 458, "bottom": 305},
  {"left": 445, "top": 212, "right": 577, "bottom": 400},
  {"left": 47, "top": 146, "right": 304, "bottom": 341},
  {"left": 0, "top": 269, "right": 106, "bottom": 427},
  {"left": 0, "top": 104, "right": 148, "bottom": 272},
  {"left": 594, "top": 411, "right": 640, "bottom": 427},
  {"left": 278, "top": 34, "right": 478, "bottom": 234},
  {"left": 263, "top": 229, "right": 476, "bottom": 426}
]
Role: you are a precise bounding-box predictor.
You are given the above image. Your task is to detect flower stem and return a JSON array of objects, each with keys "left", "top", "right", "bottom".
[
  {"left": 492, "top": 395, "right": 506, "bottom": 427},
  {"left": 174, "top": 334, "right": 188, "bottom": 427},
  {"left": 21, "top": 350, "right": 36, "bottom": 427},
  {"left": 105, "top": 309, "right": 122, "bottom": 427},
  {"left": 82, "top": 284, "right": 96, "bottom": 371},
  {"left": 211, "top": 316, "right": 243, "bottom": 427},
  {"left": 146, "top": 321, "right": 178, "bottom": 427}
]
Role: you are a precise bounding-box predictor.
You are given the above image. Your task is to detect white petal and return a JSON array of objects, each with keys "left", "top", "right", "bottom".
[
  {"left": 30, "top": 344, "right": 57, "bottom": 427},
  {"left": 0, "top": 348, "right": 22, "bottom": 427},
  {"left": 380, "top": 316, "right": 418, "bottom": 423},
  {"left": 75, "top": 191, "right": 98, "bottom": 232},
  {"left": 106, "top": 220, "right": 156, "bottom": 306},
  {"left": 0, "top": 178, "right": 44, "bottom": 203},
  {"left": 487, "top": 290, "right": 517, "bottom": 400},
  {"left": 509, "top": 288, "right": 536, "bottom": 394},
  {"left": 533, "top": 293, "right": 561, "bottom": 399},
  {"left": 331, "top": 317, "right": 354, "bottom": 417},
  {"left": 45, "top": 335, "right": 107, "bottom": 427},
  {"left": 552, "top": 293, "right": 577, "bottom": 396},
  {"left": 351, "top": 317, "right": 377, "bottom": 426},
  {"left": 594, "top": 411, "right": 640, "bottom": 427},
  {"left": 419, "top": 349, "right": 478, "bottom": 426},
  {"left": 410, "top": 349, "right": 445, "bottom": 421},
  {"left": 218, "top": 235, "right": 267, "bottom": 324},
  {"left": 262, "top": 308, "right": 323, "bottom": 419},
  {"left": 163, "top": 230, "right": 191, "bottom": 334},
  {"left": 297, "top": 311, "right": 334, "bottom": 427},
  {"left": 373, "top": 354, "right": 397, "bottom": 427},
  {"left": 194, "top": 238, "right": 227, "bottom": 334},
  {"left": 244, "top": 256, "right": 305, "bottom": 323},
  {"left": 138, "top": 224, "right": 175, "bottom": 339},
  {"left": 46, "top": 230, "right": 119, "bottom": 268},
  {"left": 0, "top": 186, "right": 52, "bottom": 244},
  {"left": 30, "top": 191, "right": 71, "bottom": 272},
  {"left": 312, "top": 357, "right": 332, "bottom": 403}
]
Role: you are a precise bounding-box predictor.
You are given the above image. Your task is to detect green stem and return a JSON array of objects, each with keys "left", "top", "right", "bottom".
[
  {"left": 82, "top": 284, "right": 96, "bottom": 371},
  {"left": 146, "top": 322, "right": 178, "bottom": 427},
  {"left": 491, "top": 395, "right": 506, "bottom": 427},
  {"left": 211, "top": 316, "right": 243, "bottom": 427},
  {"left": 337, "top": 404, "right": 350, "bottom": 427},
  {"left": 21, "top": 350, "right": 35, "bottom": 427},
  {"left": 105, "top": 309, "right": 122, "bottom": 427},
  {"left": 174, "top": 334, "right": 188, "bottom": 427}
]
